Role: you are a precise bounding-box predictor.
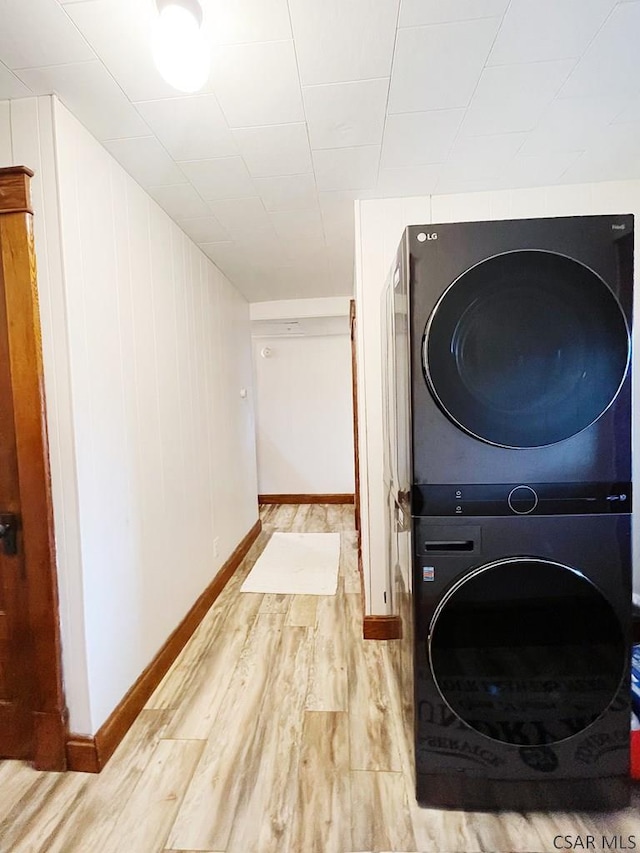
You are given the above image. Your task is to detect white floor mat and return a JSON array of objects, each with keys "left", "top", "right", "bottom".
[{"left": 240, "top": 532, "right": 340, "bottom": 596}]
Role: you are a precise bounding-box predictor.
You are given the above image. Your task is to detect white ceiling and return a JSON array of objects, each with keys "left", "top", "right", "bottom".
[{"left": 1, "top": 0, "right": 640, "bottom": 302}]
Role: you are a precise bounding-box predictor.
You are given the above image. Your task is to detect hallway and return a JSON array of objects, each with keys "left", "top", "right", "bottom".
[{"left": 0, "top": 505, "right": 638, "bottom": 852}]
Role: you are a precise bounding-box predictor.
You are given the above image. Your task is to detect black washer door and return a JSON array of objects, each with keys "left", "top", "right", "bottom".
[
  {"left": 429, "top": 559, "right": 626, "bottom": 746},
  {"left": 423, "top": 250, "right": 629, "bottom": 447}
]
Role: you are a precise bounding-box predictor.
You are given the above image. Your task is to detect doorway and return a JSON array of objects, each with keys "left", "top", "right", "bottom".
[{"left": 0, "top": 166, "right": 66, "bottom": 770}]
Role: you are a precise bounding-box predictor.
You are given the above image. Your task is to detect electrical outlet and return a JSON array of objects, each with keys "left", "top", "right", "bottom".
[{"left": 213, "top": 537, "right": 219, "bottom": 559}]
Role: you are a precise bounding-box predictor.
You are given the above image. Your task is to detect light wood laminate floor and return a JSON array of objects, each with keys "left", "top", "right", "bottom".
[{"left": 0, "top": 504, "right": 638, "bottom": 852}]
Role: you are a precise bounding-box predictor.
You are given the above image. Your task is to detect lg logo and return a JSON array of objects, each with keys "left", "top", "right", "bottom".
[{"left": 417, "top": 232, "right": 438, "bottom": 242}]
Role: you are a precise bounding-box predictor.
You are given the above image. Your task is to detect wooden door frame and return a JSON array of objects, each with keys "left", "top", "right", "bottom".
[{"left": 0, "top": 166, "right": 67, "bottom": 770}]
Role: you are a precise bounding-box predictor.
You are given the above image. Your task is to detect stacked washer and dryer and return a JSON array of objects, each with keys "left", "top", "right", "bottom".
[{"left": 382, "top": 214, "right": 634, "bottom": 811}]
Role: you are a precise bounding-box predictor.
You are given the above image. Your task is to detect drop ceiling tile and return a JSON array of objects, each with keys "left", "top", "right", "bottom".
[
  {"left": 561, "top": 121, "right": 640, "bottom": 183},
  {"left": 207, "top": 0, "right": 292, "bottom": 44},
  {"left": 283, "top": 234, "right": 328, "bottom": 260},
  {"left": 303, "top": 78, "right": 389, "bottom": 150},
  {"left": 0, "top": 0, "right": 95, "bottom": 70},
  {"left": 326, "top": 238, "right": 354, "bottom": 268},
  {"left": 211, "top": 41, "right": 304, "bottom": 128},
  {"left": 519, "top": 95, "right": 630, "bottom": 155},
  {"left": 262, "top": 264, "right": 334, "bottom": 300},
  {"left": 199, "top": 240, "right": 257, "bottom": 279},
  {"left": 328, "top": 242, "right": 355, "bottom": 291},
  {"left": 288, "top": 0, "right": 400, "bottom": 85},
  {"left": 381, "top": 110, "right": 464, "bottom": 167},
  {"left": 135, "top": 95, "right": 237, "bottom": 161},
  {"left": 613, "top": 98, "right": 640, "bottom": 124},
  {"left": 269, "top": 207, "right": 324, "bottom": 243},
  {"left": 179, "top": 157, "right": 256, "bottom": 200},
  {"left": 178, "top": 216, "right": 229, "bottom": 244},
  {"left": 232, "top": 232, "right": 290, "bottom": 266},
  {"left": 228, "top": 274, "right": 263, "bottom": 300},
  {"left": 431, "top": 135, "right": 527, "bottom": 191},
  {"left": 330, "top": 273, "right": 354, "bottom": 294},
  {"left": 16, "top": 61, "right": 149, "bottom": 141},
  {"left": 461, "top": 60, "right": 575, "bottom": 136},
  {"left": 488, "top": 0, "right": 617, "bottom": 66},
  {"left": 434, "top": 172, "right": 505, "bottom": 195},
  {"left": 502, "top": 150, "right": 584, "bottom": 187},
  {"left": 240, "top": 276, "right": 290, "bottom": 302},
  {"left": 318, "top": 190, "right": 359, "bottom": 217},
  {"left": 103, "top": 137, "right": 187, "bottom": 188},
  {"left": 206, "top": 257, "right": 259, "bottom": 292},
  {"left": 282, "top": 246, "right": 332, "bottom": 269},
  {"left": 199, "top": 240, "right": 236, "bottom": 265},
  {"left": 319, "top": 191, "right": 358, "bottom": 243},
  {"left": 147, "top": 184, "right": 212, "bottom": 220},
  {"left": 399, "top": 0, "right": 509, "bottom": 26},
  {"left": 446, "top": 132, "right": 528, "bottom": 177},
  {"left": 323, "top": 216, "right": 353, "bottom": 245},
  {"left": 376, "top": 163, "right": 441, "bottom": 197},
  {"left": 0, "top": 60, "right": 32, "bottom": 98},
  {"left": 313, "top": 146, "right": 380, "bottom": 191},
  {"left": 66, "top": 0, "right": 214, "bottom": 102},
  {"left": 238, "top": 273, "right": 286, "bottom": 301},
  {"left": 388, "top": 18, "right": 501, "bottom": 113},
  {"left": 254, "top": 173, "right": 318, "bottom": 211},
  {"left": 207, "top": 197, "right": 273, "bottom": 239},
  {"left": 232, "top": 123, "right": 312, "bottom": 178},
  {"left": 559, "top": 2, "right": 640, "bottom": 99}
]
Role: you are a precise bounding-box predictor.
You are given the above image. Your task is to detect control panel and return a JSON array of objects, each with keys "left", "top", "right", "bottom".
[{"left": 412, "top": 482, "right": 631, "bottom": 517}]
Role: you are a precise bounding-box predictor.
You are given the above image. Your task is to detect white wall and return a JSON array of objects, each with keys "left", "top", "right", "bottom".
[
  {"left": 0, "top": 101, "right": 11, "bottom": 165},
  {"left": 2, "top": 96, "right": 93, "bottom": 732},
  {"left": 355, "top": 181, "right": 640, "bottom": 614},
  {"left": 2, "top": 96, "right": 258, "bottom": 734},
  {"left": 252, "top": 332, "right": 354, "bottom": 495}
]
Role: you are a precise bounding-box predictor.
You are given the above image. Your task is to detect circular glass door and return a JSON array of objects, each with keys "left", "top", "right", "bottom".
[
  {"left": 423, "top": 250, "right": 629, "bottom": 448},
  {"left": 429, "top": 559, "right": 626, "bottom": 746}
]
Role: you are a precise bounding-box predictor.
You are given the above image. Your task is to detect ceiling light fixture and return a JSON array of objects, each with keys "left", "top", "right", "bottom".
[{"left": 152, "top": 0, "right": 209, "bottom": 93}]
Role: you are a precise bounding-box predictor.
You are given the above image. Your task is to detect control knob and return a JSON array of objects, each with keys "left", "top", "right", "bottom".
[{"left": 508, "top": 485, "right": 538, "bottom": 515}]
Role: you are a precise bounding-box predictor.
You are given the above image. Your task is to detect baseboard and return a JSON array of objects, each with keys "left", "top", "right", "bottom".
[
  {"left": 66, "top": 736, "right": 100, "bottom": 773},
  {"left": 358, "top": 538, "right": 401, "bottom": 641},
  {"left": 259, "top": 493, "right": 355, "bottom": 504},
  {"left": 363, "top": 615, "right": 402, "bottom": 640},
  {"left": 66, "top": 518, "right": 262, "bottom": 773},
  {"left": 33, "top": 708, "right": 68, "bottom": 771}
]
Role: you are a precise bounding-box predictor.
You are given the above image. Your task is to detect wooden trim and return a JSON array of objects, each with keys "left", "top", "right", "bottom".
[
  {"left": 33, "top": 709, "right": 69, "bottom": 771},
  {"left": 66, "top": 518, "right": 262, "bottom": 773},
  {"left": 0, "top": 166, "right": 35, "bottom": 216},
  {"left": 258, "top": 494, "right": 354, "bottom": 505},
  {"left": 0, "top": 167, "right": 66, "bottom": 770},
  {"left": 65, "top": 736, "right": 100, "bottom": 774},
  {"left": 363, "top": 615, "right": 402, "bottom": 640}
]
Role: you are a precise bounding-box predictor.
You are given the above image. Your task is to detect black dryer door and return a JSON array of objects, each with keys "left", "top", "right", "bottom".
[
  {"left": 428, "top": 558, "right": 627, "bottom": 746},
  {"left": 423, "top": 250, "right": 629, "bottom": 448}
]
